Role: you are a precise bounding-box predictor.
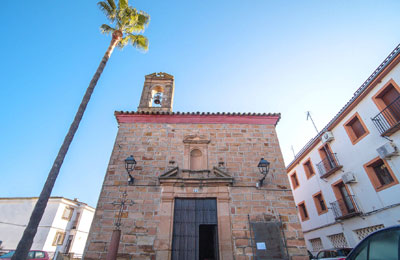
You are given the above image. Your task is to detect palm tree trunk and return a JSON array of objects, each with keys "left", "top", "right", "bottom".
[{"left": 11, "top": 32, "right": 121, "bottom": 260}]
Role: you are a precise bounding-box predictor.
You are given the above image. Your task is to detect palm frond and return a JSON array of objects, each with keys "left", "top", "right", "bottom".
[
  {"left": 98, "top": 0, "right": 150, "bottom": 52},
  {"left": 118, "top": 0, "right": 128, "bottom": 11},
  {"left": 107, "top": 0, "right": 116, "bottom": 10},
  {"left": 123, "top": 9, "right": 149, "bottom": 33},
  {"left": 117, "top": 36, "right": 129, "bottom": 49},
  {"left": 98, "top": 1, "right": 116, "bottom": 22},
  {"left": 138, "top": 11, "right": 150, "bottom": 26},
  {"left": 116, "top": 8, "right": 125, "bottom": 29},
  {"left": 118, "top": 8, "right": 132, "bottom": 28},
  {"left": 100, "top": 24, "right": 116, "bottom": 35},
  {"left": 126, "top": 34, "right": 148, "bottom": 51}
]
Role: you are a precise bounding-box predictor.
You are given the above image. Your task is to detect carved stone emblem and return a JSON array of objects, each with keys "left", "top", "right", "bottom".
[
  {"left": 159, "top": 167, "right": 233, "bottom": 185},
  {"left": 183, "top": 134, "right": 210, "bottom": 144}
]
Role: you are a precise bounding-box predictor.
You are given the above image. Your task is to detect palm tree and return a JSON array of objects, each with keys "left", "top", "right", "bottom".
[{"left": 11, "top": 1, "right": 149, "bottom": 259}]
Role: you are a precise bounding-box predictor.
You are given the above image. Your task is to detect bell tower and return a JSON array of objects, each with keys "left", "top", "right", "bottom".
[{"left": 137, "top": 72, "right": 175, "bottom": 112}]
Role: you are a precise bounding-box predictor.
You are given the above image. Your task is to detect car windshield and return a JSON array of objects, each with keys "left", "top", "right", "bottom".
[{"left": 0, "top": 251, "right": 15, "bottom": 258}]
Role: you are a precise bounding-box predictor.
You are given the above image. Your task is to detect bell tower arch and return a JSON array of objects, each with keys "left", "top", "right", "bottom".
[{"left": 137, "top": 72, "right": 175, "bottom": 112}]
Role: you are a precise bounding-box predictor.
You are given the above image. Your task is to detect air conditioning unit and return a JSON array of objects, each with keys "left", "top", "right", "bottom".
[
  {"left": 342, "top": 172, "right": 356, "bottom": 184},
  {"left": 377, "top": 142, "right": 398, "bottom": 159},
  {"left": 321, "top": 131, "right": 334, "bottom": 143}
]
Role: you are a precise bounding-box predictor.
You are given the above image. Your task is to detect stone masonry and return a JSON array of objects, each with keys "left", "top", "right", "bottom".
[
  {"left": 83, "top": 73, "right": 308, "bottom": 260},
  {"left": 84, "top": 120, "right": 308, "bottom": 259}
]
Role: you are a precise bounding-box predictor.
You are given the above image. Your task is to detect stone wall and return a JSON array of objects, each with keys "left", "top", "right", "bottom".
[
  {"left": 84, "top": 121, "right": 308, "bottom": 259},
  {"left": 229, "top": 187, "right": 307, "bottom": 260}
]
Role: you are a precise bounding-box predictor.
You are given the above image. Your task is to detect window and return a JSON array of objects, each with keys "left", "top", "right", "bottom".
[
  {"left": 354, "top": 224, "right": 385, "bottom": 241},
  {"left": 64, "top": 235, "right": 74, "bottom": 254},
  {"left": 317, "top": 143, "right": 341, "bottom": 177},
  {"left": 363, "top": 157, "right": 398, "bottom": 192},
  {"left": 328, "top": 233, "right": 348, "bottom": 248},
  {"left": 312, "top": 191, "right": 328, "bottom": 215},
  {"left": 303, "top": 158, "right": 316, "bottom": 179},
  {"left": 373, "top": 79, "right": 400, "bottom": 116},
  {"left": 372, "top": 79, "right": 400, "bottom": 135},
  {"left": 72, "top": 212, "right": 80, "bottom": 229},
  {"left": 62, "top": 206, "right": 74, "bottom": 220},
  {"left": 34, "top": 251, "right": 45, "bottom": 258},
  {"left": 331, "top": 180, "right": 357, "bottom": 218},
  {"left": 52, "top": 231, "right": 66, "bottom": 246},
  {"left": 344, "top": 113, "right": 369, "bottom": 145},
  {"left": 290, "top": 171, "right": 300, "bottom": 189},
  {"left": 317, "top": 249, "right": 351, "bottom": 259},
  {"left": 297, "top": 201, "right": 309, "bottom": 221},
  {"left": 309, "top": 238, "right": 323, "bottom": 252}
]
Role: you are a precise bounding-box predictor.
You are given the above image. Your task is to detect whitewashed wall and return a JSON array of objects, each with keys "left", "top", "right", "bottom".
[
  {"left": 288, "top": 61, "right": 400, "bottom": 252},
  {"left": 70, "top": 206, "right": 95, "bottom": 255},
  {"left": 0, "top": 197, "right": 94, "bottom": 256},
  {"left": 0, "top": 198, "right": 58, "bottom": 250}
]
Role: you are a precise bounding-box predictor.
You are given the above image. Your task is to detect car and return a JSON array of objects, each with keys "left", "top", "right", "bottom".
[
  {"left": 346, "top": 225, "right": 400, "bottom": 260},
  {"left": 315, "top": 248, "right": 352, "bottom": 259},
  {"left": 0, "top": 250, "right": 49, "bottom": 260},
  {"left": 308, "top": 250, "right": 315, "bottom": 260}
]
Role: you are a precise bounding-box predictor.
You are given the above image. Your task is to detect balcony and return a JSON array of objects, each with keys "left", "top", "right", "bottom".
[
  {"left": 330, "top": 195, "right": 362, "bottom": 220},
  {"left": 372, "top": 96, "right": 400, "bottom": 136},
  {"left": 316, "top": 153, "right": 342, "bottom": 178}
]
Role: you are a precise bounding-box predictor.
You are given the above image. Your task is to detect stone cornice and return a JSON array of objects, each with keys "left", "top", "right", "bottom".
[{"left": 115, "top": 111, "right": 280, "bottom": 125}]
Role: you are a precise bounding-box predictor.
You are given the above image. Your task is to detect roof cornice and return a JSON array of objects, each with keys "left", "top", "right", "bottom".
[{"left": 115, "top": 111, "right": 281, "bottom": 126}]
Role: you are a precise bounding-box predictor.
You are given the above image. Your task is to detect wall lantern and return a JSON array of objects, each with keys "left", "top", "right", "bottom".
[
  {"left": 125, "top": 155, "right": 136, "bottom": 185},
  {"left": 257, "top": 157, "right": 270, "bottom": 187}
]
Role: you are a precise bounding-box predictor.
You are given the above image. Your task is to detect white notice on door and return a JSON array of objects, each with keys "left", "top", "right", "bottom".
[{"left": 256, "top": 242, "right": 266, "bottom": 250}]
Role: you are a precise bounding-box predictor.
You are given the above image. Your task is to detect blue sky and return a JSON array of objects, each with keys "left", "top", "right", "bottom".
[{"left": 1, "top": 0, "right": 400, "bottom": 207}]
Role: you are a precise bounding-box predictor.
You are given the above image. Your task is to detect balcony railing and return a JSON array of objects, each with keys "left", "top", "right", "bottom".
[
  {"left": 330, "top": 195, "right": 362, "bottom": 220},
  {"left": 372, "top": 96, "right": 400, "bottom": 136},
  {"left": 316, "top": 153, "right": 342, "bottom": 178}
]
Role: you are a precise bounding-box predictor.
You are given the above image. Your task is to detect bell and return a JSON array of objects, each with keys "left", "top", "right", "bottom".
[{"left": 154, "top": 93, "right": 162, "bottom": 104}]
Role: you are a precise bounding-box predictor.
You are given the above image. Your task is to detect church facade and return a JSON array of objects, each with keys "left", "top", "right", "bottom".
[{"left": 84, "top": 73, "right": 307, "bottom": 259}]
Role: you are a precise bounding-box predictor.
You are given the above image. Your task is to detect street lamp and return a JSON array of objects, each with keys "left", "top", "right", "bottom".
[
  {"left": 125, "top": 155, "right": 136, "bottom": 185},
  {"left": 257, "top": 158, "right": 270, "bottom": 187}
]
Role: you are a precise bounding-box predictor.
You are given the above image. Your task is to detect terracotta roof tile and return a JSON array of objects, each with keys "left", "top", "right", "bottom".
[{"left": 115, "top": 110, "right": 280, "bottom": 117}]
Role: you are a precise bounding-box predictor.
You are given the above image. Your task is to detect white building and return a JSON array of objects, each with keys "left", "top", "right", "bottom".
[
  {"left": 0, "top": 197, "right": 95, "bottom": 258},
  {"left": 286, "top": 44, "right": 400, "bottom": 255}
]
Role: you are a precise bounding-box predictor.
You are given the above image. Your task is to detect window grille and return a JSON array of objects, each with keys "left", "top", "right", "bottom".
[
  {"left": 309, "top": 238, "right": 323, "bottom": 252},
  {"left": 354, "top": 224, "right": 384, "bottom": 241},
  {"left": 328, "top": 233, "right": 348, "bottom": 248}
]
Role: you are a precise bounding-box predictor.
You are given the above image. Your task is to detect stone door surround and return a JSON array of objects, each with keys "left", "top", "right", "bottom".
[{"left": 156, "top": 185, "right": 234, "bottom": 260}]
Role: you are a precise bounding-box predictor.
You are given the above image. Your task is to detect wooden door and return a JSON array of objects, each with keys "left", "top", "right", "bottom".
[
  {"left": 171, "top": 199, "right": 219, "bottom": 260},
  {"left": 338, "top": 182, "right": 355, "bottom": 213},
  {"left": 319, "top": 144, "right": 335, "bottom": 172},
  {"left": 381, "top": 87, "right": 400, "bottom": 106},
  {"left": 383, "top": 87, "right": 400, "bottom": 122}
]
